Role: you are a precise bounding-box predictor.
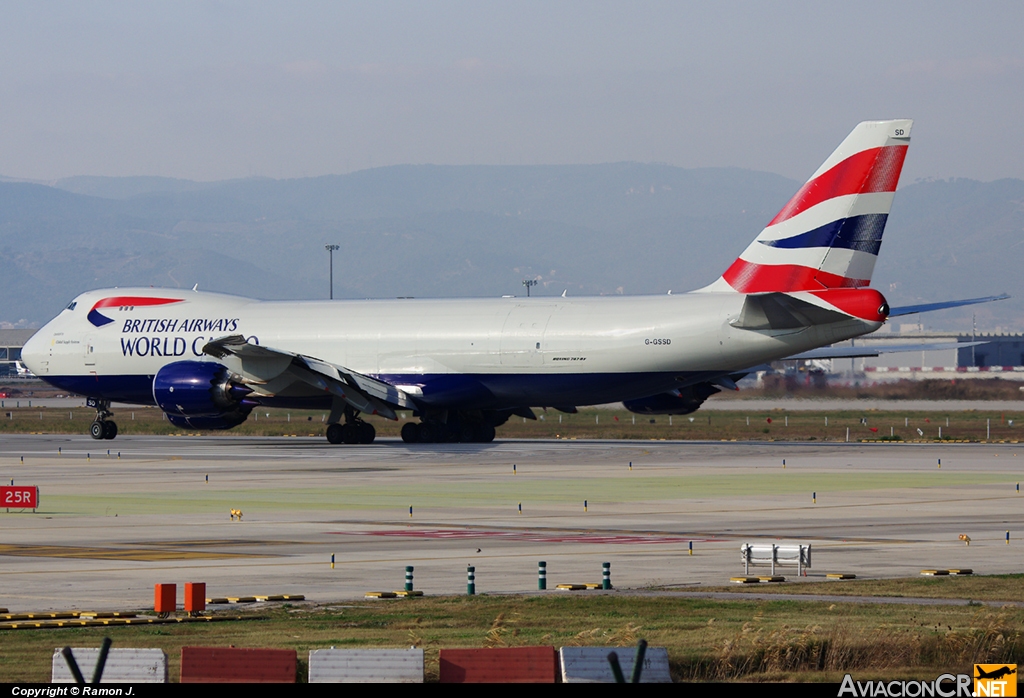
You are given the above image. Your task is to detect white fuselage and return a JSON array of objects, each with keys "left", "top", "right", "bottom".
[{"left": 23, "top": 287, "right": 879, "bottom": 410}]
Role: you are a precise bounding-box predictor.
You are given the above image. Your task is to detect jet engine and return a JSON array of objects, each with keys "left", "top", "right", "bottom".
[
  {"left": 152, "top": 360, "right": 254, "bottom": 429},
  {"left": 622, "top": 382, "right": 722, "bottom": 415}
]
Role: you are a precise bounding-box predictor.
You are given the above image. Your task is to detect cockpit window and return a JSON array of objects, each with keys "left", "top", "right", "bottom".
[{"left": 65, "top": 301, "right": 77, "bottom": 311}]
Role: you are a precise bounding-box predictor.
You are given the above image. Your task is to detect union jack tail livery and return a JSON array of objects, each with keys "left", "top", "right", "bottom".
[{"left": 711, "top": 119, "right": 912, "bottom": 294}]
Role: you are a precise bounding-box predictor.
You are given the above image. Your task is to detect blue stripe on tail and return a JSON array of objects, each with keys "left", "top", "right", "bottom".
[{"left": 758, "top": 213, "right": 888, "bottom": 255}]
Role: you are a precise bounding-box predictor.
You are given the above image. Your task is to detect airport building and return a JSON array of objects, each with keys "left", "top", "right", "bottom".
[
  {"left": 828, "top": 329, "right": 1024, "bottom": 381},
  {"left": 0, "top": 329, "right": 35, "bottom": 378}
]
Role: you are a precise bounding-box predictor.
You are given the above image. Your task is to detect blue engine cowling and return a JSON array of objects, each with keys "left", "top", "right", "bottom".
[
  {"left": 153, "top": 360, "right": 253, "bottom": 430},
  {"left": 622, "top": 382, "right": 721, "bottom": 415}
]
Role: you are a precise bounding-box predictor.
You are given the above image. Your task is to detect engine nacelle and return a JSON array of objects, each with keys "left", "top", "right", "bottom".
[
  {"left": 153, "top": 360, "right": 253, "bottom": 430},
  {"left": 623, "top": 382, "right": 721, "bottom": 415}
]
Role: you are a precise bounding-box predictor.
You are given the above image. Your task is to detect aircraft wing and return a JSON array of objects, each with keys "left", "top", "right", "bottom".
[
  {"left": 202, "top": 334, "right": 415, "bottom": 419},
  {"left": 784, "top": 341, "right": 987, "bottom": 361},
  {"left": 888, "top": 294, "right": 1009, "bottom": 317}
]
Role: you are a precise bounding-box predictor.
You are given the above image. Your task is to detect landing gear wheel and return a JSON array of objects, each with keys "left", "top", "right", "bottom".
[
  {"left": 457, "top": 423, "right": 475, "bottom": 443},
  {"left": 401, "top": 422, "right": 420, "bottom": 443},
  {"left": 358, "top": 422, "right": 376, "bottom": 444},
  {"left": 418, "top": 422, "right": 438, "bottom": 443},
  {"left": 88, "top": 398, "right": 115, "bottom": 440},
  {"left": 341, "top": 422, "right": 360, "bottom": 444},
  {"left": 326, "top": 423, "right": 344, "bottom": 444},
  {"left": 478, "top": 424, "right": 496, "bottom": 443}
]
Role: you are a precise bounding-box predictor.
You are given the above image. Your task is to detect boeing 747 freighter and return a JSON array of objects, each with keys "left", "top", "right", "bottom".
[{"left": 21, "top": 120, "right": 1004, "bottom": 443}]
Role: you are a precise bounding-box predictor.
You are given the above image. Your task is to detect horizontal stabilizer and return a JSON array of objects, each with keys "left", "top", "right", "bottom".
[
  {"left": 785, "top": 341, "right": 987, "bottom": 361},
  {"left": 888, "top": 294, "right": 1009, "bottom": 317}
]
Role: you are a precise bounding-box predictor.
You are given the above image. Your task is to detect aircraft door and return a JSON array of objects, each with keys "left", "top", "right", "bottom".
[
  {"left": 83, "top": 334, "right": 96, "bottom": 368},
  {"left": 499, "top": 304, "right": 554, "bottom": 367}
]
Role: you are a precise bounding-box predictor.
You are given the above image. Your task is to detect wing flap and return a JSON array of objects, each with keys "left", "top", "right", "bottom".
[
  {"left": 202, "top": 334, "right": 293, "bottom": 381},
  {"left": 300, "top": 355, "right": 416, "bottom": 409},
  {"left": 202, "top": 335, "right": 411, "bottom": 419}
]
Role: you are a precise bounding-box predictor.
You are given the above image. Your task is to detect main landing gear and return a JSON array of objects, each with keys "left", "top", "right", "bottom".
[
  {"left": 87, "top": 397, "right": 118, "bottom": 440},
  {"left": 325, "top": 407, "right": 376, "bottom": 445}
]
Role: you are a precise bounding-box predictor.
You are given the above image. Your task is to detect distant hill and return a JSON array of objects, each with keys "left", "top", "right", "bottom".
[
  {"left": 1, "top": 165, "right": 1021, "bottom": 331},
  {"left": 52, "top": 175, "right": 226, "bottom": 199}
]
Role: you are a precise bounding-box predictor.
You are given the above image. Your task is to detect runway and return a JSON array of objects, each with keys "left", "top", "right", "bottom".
[{"left": 1, "top": 434, "right": 1022, "bottom": 612}]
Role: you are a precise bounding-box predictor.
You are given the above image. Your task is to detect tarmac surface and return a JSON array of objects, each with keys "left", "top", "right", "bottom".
[{"left": 1, "top": 434, "right": 1022, "bottom": 612}]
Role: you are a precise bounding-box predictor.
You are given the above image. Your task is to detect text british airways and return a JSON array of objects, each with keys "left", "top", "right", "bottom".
[{"left": 121, "top": 318, "right": 239, "bottom": 334}]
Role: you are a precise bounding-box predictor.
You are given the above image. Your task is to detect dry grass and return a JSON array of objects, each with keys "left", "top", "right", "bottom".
[{"left": 681, "top": 609, "right": 1022, "bottom": 681}]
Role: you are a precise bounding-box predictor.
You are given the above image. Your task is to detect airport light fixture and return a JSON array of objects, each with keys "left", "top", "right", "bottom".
[
  {"left": 325, "top": 244, "right": 340, "bottom": 299},
  {"left": 522, "top": 279, "right": 538, "bottom": 297}
]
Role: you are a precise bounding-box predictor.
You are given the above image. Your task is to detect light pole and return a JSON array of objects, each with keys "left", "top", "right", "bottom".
[
  {"left": 325, "top": 244, "right": 340, "bottom": 299},
  {"left": 522, "top": 279, "right": 537, "bottom": 297}
]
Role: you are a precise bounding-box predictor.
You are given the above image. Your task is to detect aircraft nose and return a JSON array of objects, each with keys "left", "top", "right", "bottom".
[{"left": 20, "top": 329, "right": 46, "bottom": 375}]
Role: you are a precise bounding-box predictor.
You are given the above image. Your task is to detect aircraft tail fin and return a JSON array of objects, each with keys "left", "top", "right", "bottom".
[{"left": 708, "top": 119, "right": 912, "bottom": 293}]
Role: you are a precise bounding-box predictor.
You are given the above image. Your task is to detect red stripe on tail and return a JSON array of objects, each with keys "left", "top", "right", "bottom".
[
  {"left": 767, "top": 145, "right": 907, "bottom": 227},
  {"left": 722, "top": 259, "right": 868, "bottom": 293}
]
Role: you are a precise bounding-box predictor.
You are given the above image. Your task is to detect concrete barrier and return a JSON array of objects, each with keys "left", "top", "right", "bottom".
[
  {"left": 439, "top": 647, "right": 558, "bottom": 683},
  {"left": 52, "top": 648, "right": 168, "bottom": 683},
  {"left": 308, "top": 648, "right": 424, "bottom": 683},
  {"left": 559, "top": 646, "right": 672, "bottom": 683},
  {"left": 180, "top": 646, "right": 296, "bottom": 683}
]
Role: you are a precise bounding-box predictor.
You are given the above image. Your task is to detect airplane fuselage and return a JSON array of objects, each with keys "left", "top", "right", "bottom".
[{"left": 23, "top": 287, "right": 881, "bottom": 411}]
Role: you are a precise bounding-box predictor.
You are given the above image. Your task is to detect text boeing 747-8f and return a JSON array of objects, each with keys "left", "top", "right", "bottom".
[{"left": 20, "top": 120, "right": 1003, "bottom": 444}]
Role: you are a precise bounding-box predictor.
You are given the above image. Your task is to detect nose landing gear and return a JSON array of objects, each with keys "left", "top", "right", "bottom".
[{"left": 87, "top": 397, "right": 118, "bottom": 440}]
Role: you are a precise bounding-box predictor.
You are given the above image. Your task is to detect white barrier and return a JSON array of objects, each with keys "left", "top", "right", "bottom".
[
  {"left": 741, "top": 543, "right": 811, "bottom": 575},
  {"left": 52, "top": 648, "right": 168, "bottom": 683},
  {"left": 308, "top": 648, "right": 424, "bottom": 683},
  {"left": 559, "top": 646, "right": 672, "bottom": 683}
]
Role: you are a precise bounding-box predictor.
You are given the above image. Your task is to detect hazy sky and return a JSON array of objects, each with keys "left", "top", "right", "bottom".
[{"left": 3, "top": 1, "right": 1023, "bottom": 182}]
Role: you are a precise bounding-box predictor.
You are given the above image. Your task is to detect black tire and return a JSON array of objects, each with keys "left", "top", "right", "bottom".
[
  {"left": 342, "top": 422, "right": 360, "bottom": 444},
  {"left": 401, "top": 422, "right": 420, "bottom": 443},
  {"left": 418, "top": 422, "right": 437, "bottom": 443},
  {"left": 358, "top": 422, "right": 376, "bottom": 444},
  {"left": 103, "top": 421, "right": 118, "bottom": 440},
  {"left": 326, "top": 423, "right": 344, "bottom": 444},
  {"left": 479, "top": 424, "right": 496, "bottom": 443},
  {"left": 457, "top": 423, "right": 475, "bottom": 443},
  {"left": 90, "top": 421, "right": 105, "bottom": 440}
]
